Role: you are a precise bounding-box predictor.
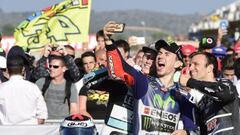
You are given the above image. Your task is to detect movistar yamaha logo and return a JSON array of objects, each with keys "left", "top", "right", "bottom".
[{"left": 153, "top": 94, "right": 175, "bottom": 109}]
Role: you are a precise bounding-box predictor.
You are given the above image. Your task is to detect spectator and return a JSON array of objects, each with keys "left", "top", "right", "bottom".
[
  {"left": 181, "top": 44, "right": 196, "bottom": 66},
  {"left": 78, "top": 50, "right": 109, "bottom": 120},
  {"left": 32, "top": 44, "right": 81, "bottom": 82},
  {"left": 95, "top": 49, "right": 107, "bottom": 67},
  {"left": 81, "top": 51, "right": 97, "bottom": 74},
  {"left": 78, "top": 77, "right": 109, "bottom": 119},
  {"left": 74, "top": 51, "right": 97, "bottom": 93},
  {"left": 221, "top": 55, "right": 235, "bottom": 82},
  {"left": 180, "top": 52, "right": 240, "bottom": 134},
  {"left": 141, "top": 43, "right": 157, "bottom": 75},
  {"left": 0, "top": 56, "right": 47, "bottom": 125},
  {"left": 134, "top": 49, "right": 144, "bottom": 67},
  {"left": 234, "top": 42, "right": 240, "bottom": 59},
  {"left": 95, "top": 30, "right": 105, "bottom": 51},
  {"left": 36, "top": 56, "right": 78, "bottom": 119},
  {"left": 234, "top": 58, "right": 240, "bottom": 98}
]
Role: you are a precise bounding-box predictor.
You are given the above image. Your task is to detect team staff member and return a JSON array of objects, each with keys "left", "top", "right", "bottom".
[
  {"left": 103, "top": 21, "right": 198, "bottom": 135},
  {"left": 0, "top": 56, "right": 47, "bottom": 125},
  {"left": 180, "top": 52, "right": 240, "bottom": 135}
]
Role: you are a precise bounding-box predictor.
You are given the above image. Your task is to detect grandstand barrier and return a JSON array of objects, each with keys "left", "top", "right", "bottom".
[{"left": 0, "top": 119, "right": 104, "bottom": 135}]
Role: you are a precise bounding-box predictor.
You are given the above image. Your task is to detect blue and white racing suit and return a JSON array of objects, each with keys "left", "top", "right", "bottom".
[{"left": 106, "top": 44, "right": 198, "bottom": 135}]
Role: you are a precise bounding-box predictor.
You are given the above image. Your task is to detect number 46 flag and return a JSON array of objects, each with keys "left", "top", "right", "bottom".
[{"left": 14, "top": 0, "right": 91, "bottom": 51}]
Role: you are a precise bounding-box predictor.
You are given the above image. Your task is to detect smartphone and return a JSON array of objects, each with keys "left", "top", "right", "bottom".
[{"left": 112, "top": 23, "right": 125, "bottom": 33}]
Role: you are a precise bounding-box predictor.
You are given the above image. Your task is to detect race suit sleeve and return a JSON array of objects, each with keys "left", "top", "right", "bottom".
[
  {"left": 106, "top": 44, "right": 148, "bottom": 99},
  {"left": 186, "top": 78, "right": 235, "bottom": 103}
]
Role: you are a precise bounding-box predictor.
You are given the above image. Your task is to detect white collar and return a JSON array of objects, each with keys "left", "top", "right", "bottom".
[{"left": 9, "top": 75, "right": 24, "bottom": 80}]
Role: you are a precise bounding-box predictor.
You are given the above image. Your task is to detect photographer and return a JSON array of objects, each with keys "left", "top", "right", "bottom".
[{"left": 32, "top": 44, "right": 81, "bottom": 82}]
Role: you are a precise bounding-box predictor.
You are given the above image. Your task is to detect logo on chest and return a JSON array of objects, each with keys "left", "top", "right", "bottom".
[{"left": 153, "top": 94, "right": 176, "bottom": 110}]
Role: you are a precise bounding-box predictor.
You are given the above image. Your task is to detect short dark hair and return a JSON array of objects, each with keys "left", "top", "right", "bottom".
[
  {"left": 49, "top": 55, "right": 66, "bottom": 66},
  {"left": 7, "top": 56, "right": 24, "bottom": 75},
  {"left": 115, "top": 39, "right": 130, "bottom": 53},
  {"left": 81, "top": 51, "right": 96, "bottom": 62},
  {"left": 234, "top": 58, "right": 240, "bottom": 79},
  {"left": 221, "top": 55, "right": 234, "bottom": 71},
  {"left": 191, "top": 52, "right": 218, "bottom": 78},
  {"left": 96, "top": 30, "right": 104, "bottom": 40}
]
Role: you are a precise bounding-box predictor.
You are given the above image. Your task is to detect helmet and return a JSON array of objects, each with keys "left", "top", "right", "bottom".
[
  {"left": 181, "top": 44, "right": 196, "bottom": 56},
  {"left": 60, "top": 114, "right": 98, "bottom": 135}
]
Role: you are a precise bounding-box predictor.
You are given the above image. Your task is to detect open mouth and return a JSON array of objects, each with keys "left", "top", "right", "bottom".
[
  {"left": 157, "top": 62, "right": 165, "bottom": 71},
  {"left": 158, "top": 61, "right": 165, "bottom": 67},
  {"left": 158, "top": 63, "right": 165, "bottom": 67}
]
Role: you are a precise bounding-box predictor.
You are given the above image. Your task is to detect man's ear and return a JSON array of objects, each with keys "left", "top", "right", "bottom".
[
  {"left": 174, "top": 60, "right": 183, "bottom": 69},
  {"left": 207, "top": 64, "right": 214, "bottom": 73},
  {"left": 62, "top": 66, "right": 67, "bottom": 73}
]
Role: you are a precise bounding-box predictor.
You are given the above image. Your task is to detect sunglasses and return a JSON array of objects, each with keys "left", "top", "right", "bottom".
[
  {"left": 69, "top": 55, "right": 75, "bottom": 59},
  {"left": 49, "top": 65, "right": 60, "bottom": 69}
]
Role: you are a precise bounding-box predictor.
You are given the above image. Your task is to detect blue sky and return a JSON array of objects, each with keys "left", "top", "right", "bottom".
[{"left": 0, "top": 0, "right": 236, "bottom": 15}]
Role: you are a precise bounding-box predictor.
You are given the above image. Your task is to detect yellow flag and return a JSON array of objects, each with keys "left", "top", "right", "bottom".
[{"left": 14, "top": 0, "right": 92, "bottom": 51}]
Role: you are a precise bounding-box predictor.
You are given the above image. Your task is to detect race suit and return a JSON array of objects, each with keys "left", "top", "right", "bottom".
[
  {"left": 106, "top": 44, "right": 198, "bottom": 135},
  {"left": 186, "top": 78, "right": 240, "bottom": 135},
  {"left": 83, "top": 68, "right": 134, "bottom": 135}
]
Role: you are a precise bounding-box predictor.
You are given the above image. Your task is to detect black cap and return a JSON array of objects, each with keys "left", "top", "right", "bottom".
[
  {"left": 199, "top": 37, "right": 216, "bottom": 50},
  {"left": 142, "top": 43, "right": 157, "bottom": 55},
  {"left": 155, "top": 39, "right": 183, "bottom": 62},
  {"left": 7, "top": 46, "right": 30, "bottom": 65},
  {"left": 7, "top": 56, "right": 24, "bottom": 68}
]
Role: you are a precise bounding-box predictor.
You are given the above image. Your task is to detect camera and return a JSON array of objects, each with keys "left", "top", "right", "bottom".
[{"left": 51, "top": 46, "right": 57, "bottom": 51}]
